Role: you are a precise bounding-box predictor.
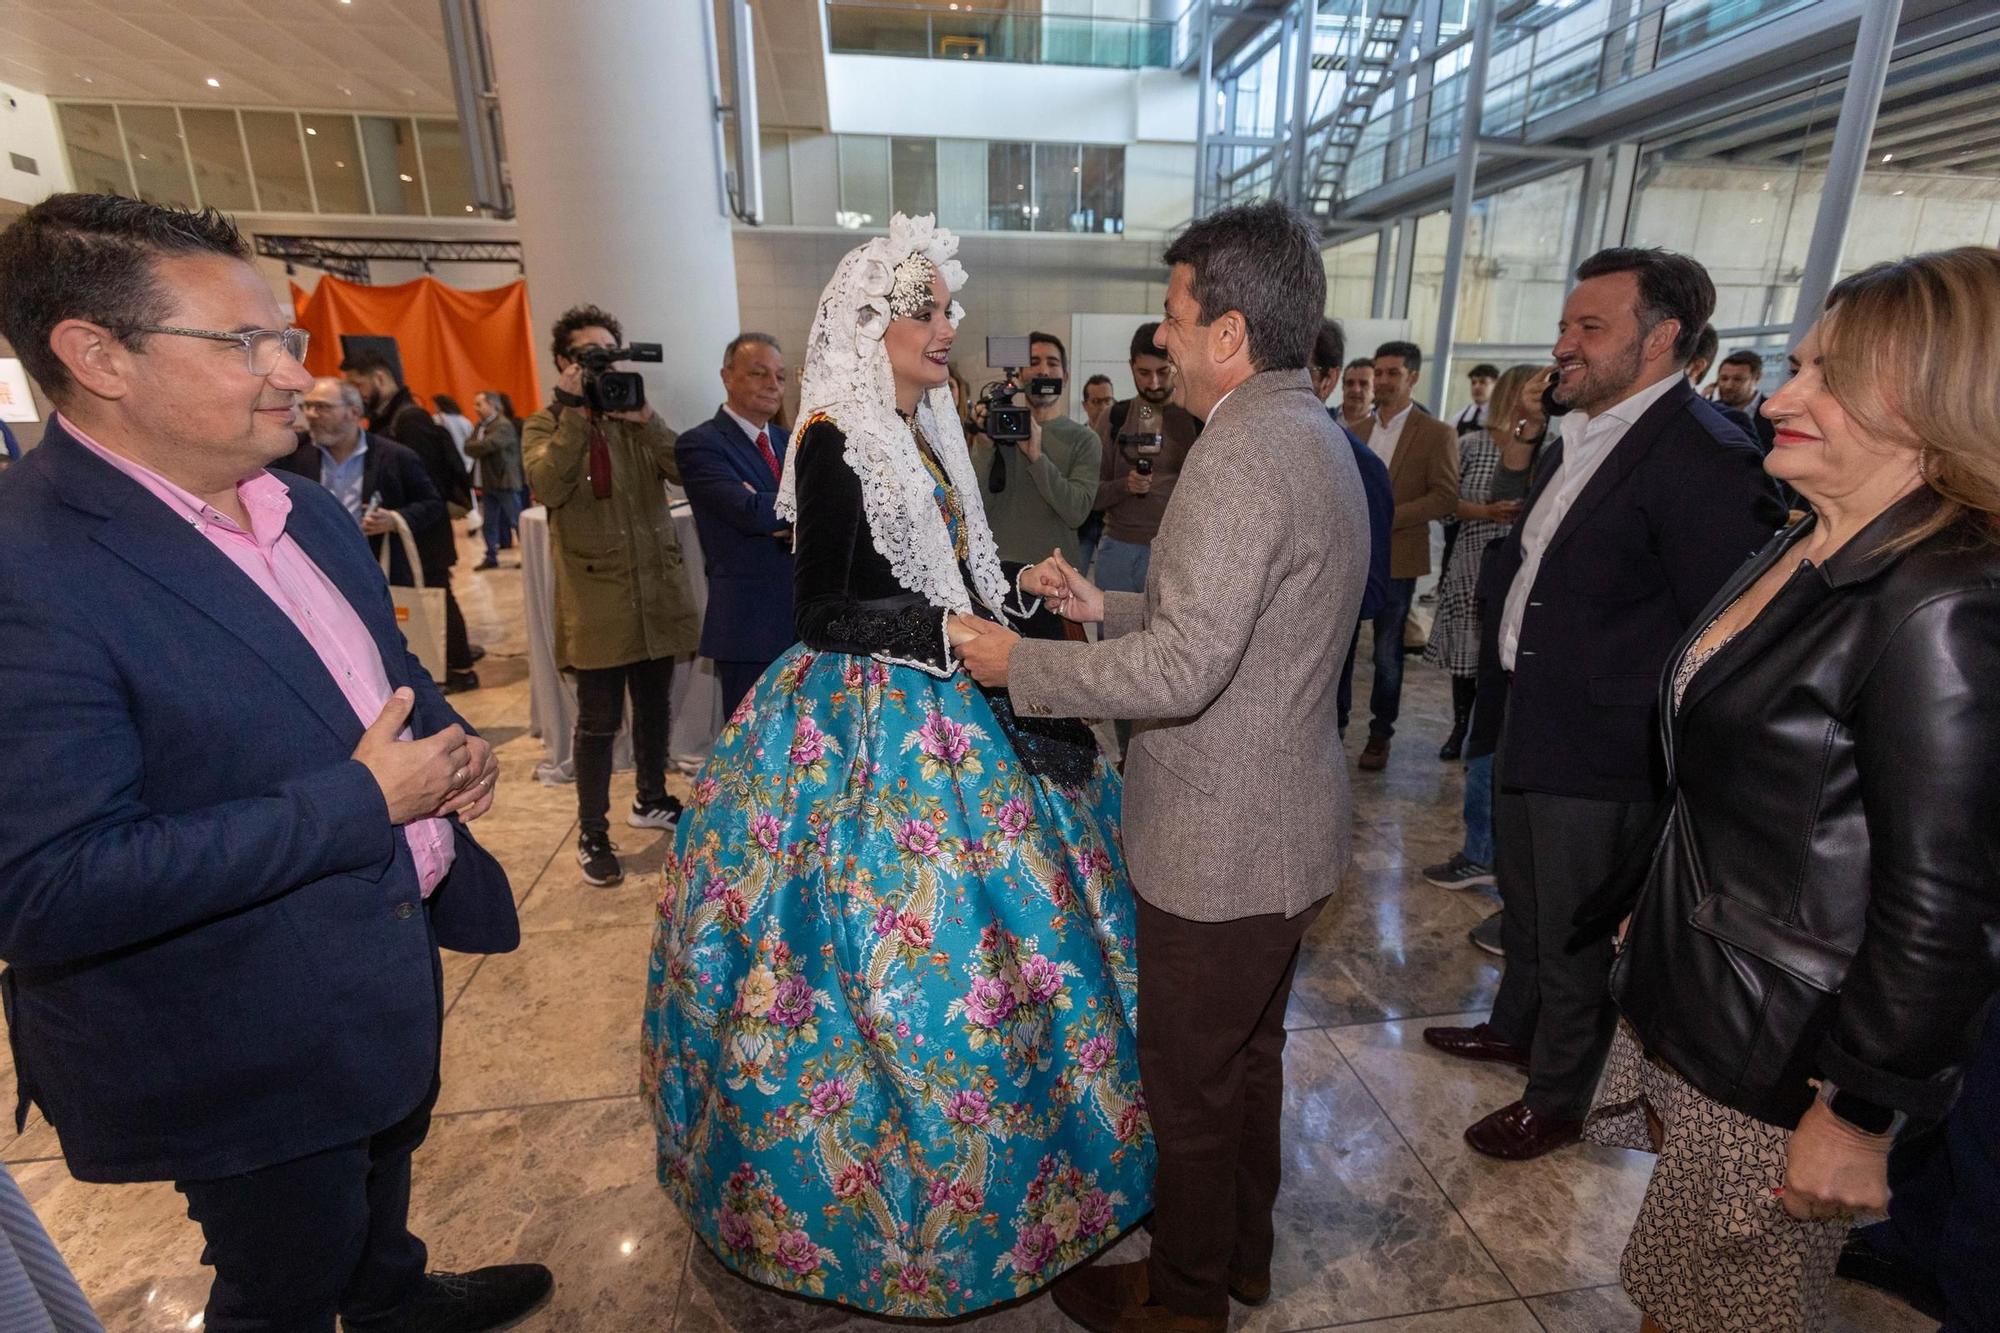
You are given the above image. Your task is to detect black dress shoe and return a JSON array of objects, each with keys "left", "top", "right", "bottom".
[
  {"left": 442, "top": 669, "right": 479, "bottom": 694},
  {"left": 395, "top": 1265, "right": 553, "bottom": 1332},
  {"left": 1423, "top": 1022, "right": 1528, "bottom": 1069},
  {"left": 1834, "top": 1229, "right": 1946, "bottom": 1321},
  {"left": 1464, "top": 1100, "right": 1581, "bottom": 1160}
]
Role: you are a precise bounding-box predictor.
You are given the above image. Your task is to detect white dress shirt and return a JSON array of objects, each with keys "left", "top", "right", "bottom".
[
  {"left": 1454, "top": 401, "right": 1488, "bottom": 432},
  {"left": 1499, "top": 370, "right": 1683, "bottom": 671},
  {"left": 722, "top": 404, "right": 775, "bottom": 448},
  {"left": 1367, "top": 403, "right": 1414, "bottom": 468}
]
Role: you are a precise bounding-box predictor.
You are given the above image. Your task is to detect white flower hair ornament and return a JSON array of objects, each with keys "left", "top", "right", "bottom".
[{"left": 854, "top": 214, "right": 967, "bottom": 341}]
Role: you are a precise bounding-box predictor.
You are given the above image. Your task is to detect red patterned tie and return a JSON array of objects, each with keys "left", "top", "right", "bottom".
[{"left": 756, "top": 428, "right": 781, "bottom": 483}]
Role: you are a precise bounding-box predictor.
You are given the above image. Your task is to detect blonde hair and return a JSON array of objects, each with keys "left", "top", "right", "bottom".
[
  {"left": 1817, "top": 246, "right": 2000, "bottom": 552},
  {"left": 1486, "top": 363, "right": 1549, "bottom": 439}
]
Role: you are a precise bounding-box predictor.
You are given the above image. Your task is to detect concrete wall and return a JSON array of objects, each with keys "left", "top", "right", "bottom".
[{"left": 0, "top": 83, "right": 72, "bottom": 206}]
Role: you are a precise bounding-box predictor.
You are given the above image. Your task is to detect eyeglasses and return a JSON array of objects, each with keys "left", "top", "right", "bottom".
[{"left": 131, "top": 325, "right": 310, "bottom": 377}]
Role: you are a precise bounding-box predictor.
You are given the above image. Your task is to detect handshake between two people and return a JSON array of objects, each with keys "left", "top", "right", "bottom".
[{"left": 950, "top": 550, "right": 1102, "bottom": 688}]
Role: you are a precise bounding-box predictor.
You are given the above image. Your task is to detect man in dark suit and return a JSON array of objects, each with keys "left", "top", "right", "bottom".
[
  {"left": 1310, "top": 320, "right": 1393, "bottom": 735},
  {"left": 341, "top": 347, "right": 480, "bottom": 692},
  {"left": 1423, "top": 247, "right": 1784, "bottom": 1160},
  {"left": 1713, "top": 348, "right": 1778, "bottom": 454},
  {"left": 674, "top": 332, "right": 796, "bottom": 716},
  {"left": 276, "top": 376, "right": 454, "bottom": 592},
  {"left": 0, "top": 193, "right": 549, "bottom": 1332}
]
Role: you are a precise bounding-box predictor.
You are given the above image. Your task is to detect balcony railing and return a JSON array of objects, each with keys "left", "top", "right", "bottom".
[
  {"left": 826, "top": 1, "right": 1176, "bottom": 69},
  {"left": 1337, "top": 0, "right": 1818, "bottom": 205}
]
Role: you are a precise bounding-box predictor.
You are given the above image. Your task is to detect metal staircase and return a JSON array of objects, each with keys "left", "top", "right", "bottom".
[{"left": 1301, "top": 0, "right": 1419, "bottom": 217}]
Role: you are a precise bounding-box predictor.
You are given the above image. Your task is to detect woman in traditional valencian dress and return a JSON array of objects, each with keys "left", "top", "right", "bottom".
[{"left": 642, "top": 214, "right": 1153, "bottom": 1317}]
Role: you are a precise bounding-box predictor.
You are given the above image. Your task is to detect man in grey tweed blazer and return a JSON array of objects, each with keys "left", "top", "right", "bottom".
[{"left": 956, "top": 201, "right": 1370, "bottom": 1333}]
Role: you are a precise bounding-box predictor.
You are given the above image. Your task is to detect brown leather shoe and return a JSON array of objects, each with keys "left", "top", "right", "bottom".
[
  {"left": 1359, "top": 736, "right": 1390, "bottom": 771},
  {"left": 1052, "top": 1260, "right": 1227, "bottom": 1333},
  {"left": 1227, "top": 1269, "right": 1271, "bottom": 1306},
  {"left": 1463, "top": 1100, "right": 1582, "bottom": 1160},
  {"left": 1422, "top": 1022, "right": 1529, "bottom": 1070}
]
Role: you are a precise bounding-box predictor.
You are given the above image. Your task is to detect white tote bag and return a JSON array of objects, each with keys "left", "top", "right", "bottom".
[{"left": 378, "top": 511, "right": 448, "bottom": 683}]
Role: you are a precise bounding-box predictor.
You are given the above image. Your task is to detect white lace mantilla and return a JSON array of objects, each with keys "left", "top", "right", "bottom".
[{"left": 778, "top": 213, "right": 1012, "bottom": 624}]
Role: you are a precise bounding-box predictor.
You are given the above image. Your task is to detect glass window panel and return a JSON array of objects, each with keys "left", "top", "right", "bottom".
[
  {"left": 1079, "top": 144, "right": 1123, "bottom": 234},
  {"left": 891, "top": 137, "right": 938, "bottom": 219},
  {"left": 180, "top": 108, "right": 254, "bottom": 212},
  {"left": 242, "top": 111, "right": 312, "bottom": 212},
  {"left": 788, "top": 134, "right": 840, "bottom": 226},
  {"left": 415, "top": 119, "right": 477, "bottom": 215},
  {"left": 120, "top": 105, "right": 195, "bottom": 206},
  {"left": 301, "top": 113, "right": 367, "bottom": 214},
  {"left": 359, "top": 116, "right": 423, "bottom": 215},
  {"left": 837, "top": 135, "right": 890, "bottom": 229},
  {"left": 1323, "top": 233, "right": 1378, "bottom": 318},
  {"left": 988, "top": 141, "right": 1032, "bottom": 231},
  {"left": 57, "top": 104, "right": 131, "bottom": 196},
  {"left": 759, "top": 131, "right": 793, "bottom": 226},
  {"left": 1032, "top": 142, "right": 1080, "bottom": 232},
  {"left": 937, "top": 139, "right": 986, "bottom": 233}
]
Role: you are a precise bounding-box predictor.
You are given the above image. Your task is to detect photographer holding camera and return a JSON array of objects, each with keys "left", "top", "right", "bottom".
[
  {"left": 967, "top": 330, "right": 1102, "bottom": 567},
  {"left": 522, "top": 304, "right": 697, "bottom": 888},
  {"left": 1092, "top": 321, "right": 1201, "bottom": 595}
]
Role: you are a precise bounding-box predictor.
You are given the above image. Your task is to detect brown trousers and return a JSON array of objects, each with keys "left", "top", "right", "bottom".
[{"left": 1137, "top": 894, "right": 1326, "bottom": 1318}]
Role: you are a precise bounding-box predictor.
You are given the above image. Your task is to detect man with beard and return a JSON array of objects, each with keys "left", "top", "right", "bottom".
[
  {"left": 970, "top": 330, "right": 1101, "bottom": 569},
  {"left": 1714, "top": 349, "right": 1777, "bottom": 454},
  {"left": 1421, "top": 247, "right": 1784, "bottom": 1160},
  {"left": 1091, "top": 321, "right": 1202, "bottom": 597},
  {"left": 341, "top": 348, "right": 480, "bottom": 692}
]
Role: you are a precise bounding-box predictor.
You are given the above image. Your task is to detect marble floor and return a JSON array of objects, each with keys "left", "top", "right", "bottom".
[{"left": 6, "top": 539, "right": 1932, "bottom": 1333}]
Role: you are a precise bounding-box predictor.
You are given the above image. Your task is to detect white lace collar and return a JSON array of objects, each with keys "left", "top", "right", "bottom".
[{"left": 778, "top": 214, "right": 1011, "bottom": 621}]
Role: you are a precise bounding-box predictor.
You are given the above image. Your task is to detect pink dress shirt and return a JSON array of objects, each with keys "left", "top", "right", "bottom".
[{"left": 65, "top": 416, "right": 456, "bottom": 896}]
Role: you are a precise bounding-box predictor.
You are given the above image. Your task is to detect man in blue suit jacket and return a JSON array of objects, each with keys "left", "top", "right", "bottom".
[
  {"left": 675, "top": 333, "right": 797, "bottom": 716},
  {"left": 1311, "top": 321, "right": 1394, "bottom": 735},
  {"left": 0, "top": 195, "right": 548, "bottom": 1332}
]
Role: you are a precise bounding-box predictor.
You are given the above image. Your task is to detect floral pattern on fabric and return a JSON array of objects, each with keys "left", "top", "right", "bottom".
[{"left": 643, "top": 649, "right": 1154, "bottom": 1316}]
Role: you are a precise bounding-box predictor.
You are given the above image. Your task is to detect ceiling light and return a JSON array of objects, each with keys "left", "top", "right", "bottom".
[
  {"left": 1881, "top": 152, "right": 1893, "bottom": 162},
  {"left": 334, "top": 160, "right": 345, "bottom": 168},
  {"left": 76, "top": 73, "right": 93, "bottom": 82},
  {"left": 306, "top": 126, "right": 317, "bottom": 135},
  {"left": 206, "top": 77, "right": 220, "bottom": 87},
  {"left": 1892, "top": 189, "right": 1906, "bottom": 195},
  {"left": 464, "top": 204, "right": 475, "bottom": 212},
  {"left": 399, "top": 172, "right": 413, "bottom": 181}
]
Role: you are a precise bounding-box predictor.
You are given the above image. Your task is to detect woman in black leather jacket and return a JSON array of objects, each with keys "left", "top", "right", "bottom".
[{"left": 1581, "top": 246, "right": 2000, "bottom": 1333}]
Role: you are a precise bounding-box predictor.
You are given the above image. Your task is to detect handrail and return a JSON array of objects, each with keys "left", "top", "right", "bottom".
[{"left": 825, "top": 1, "right": 1176, "bottom": 69}]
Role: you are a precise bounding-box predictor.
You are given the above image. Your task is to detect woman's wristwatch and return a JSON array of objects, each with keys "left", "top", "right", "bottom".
[{"left": 1818, "top": 1080, "right": 1905, "bottom": 1137}]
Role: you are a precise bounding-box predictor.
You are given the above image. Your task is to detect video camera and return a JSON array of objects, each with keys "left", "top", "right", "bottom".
[
  {"left": 977, "top": 335, "right": 1063, "bottom": 445},
  {"left": 571, "top": 341, "right": 664, "bottom": 414}
]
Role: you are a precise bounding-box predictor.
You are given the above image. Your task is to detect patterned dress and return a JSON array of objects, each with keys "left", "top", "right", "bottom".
[
  {"left": 1422, "top": 429, "right": 1506, "bottom": 678},
  {"left": 1584, "top": 609, "right": 1849, "bottom": 1332},
  {"left": 642, "top": 458, "right": 1154, "bottom": 1317}
]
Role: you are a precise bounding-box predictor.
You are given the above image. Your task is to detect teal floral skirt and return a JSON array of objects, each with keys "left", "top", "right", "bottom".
[{"left": 642, "top": 647, "right": 1155, "bottom": 1316}]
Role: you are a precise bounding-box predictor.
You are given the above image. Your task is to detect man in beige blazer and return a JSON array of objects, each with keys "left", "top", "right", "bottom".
[
  {"left": 1357, "top": 340, "right": 1459, "bottom": 771},
  {"left": 955, "top": 201, "right": 1370, "bottom": 1333}
]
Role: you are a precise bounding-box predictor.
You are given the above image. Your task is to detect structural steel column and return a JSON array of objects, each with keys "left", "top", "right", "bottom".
[
  {"left": 1194, "top": 0, "right": 1215, "bottom": 216},
  {"left": 1428, "top": 0, "right": 1495, "bottom": 411},
  {"left": 1286, "top": 0, "right": 1316, "bottom": 207},
  {"left": 1371, "top": 221, "right": 1396, "bottom": 318},
  {"left": 1788, "top": 0, "right": 1902, "bottom": 342},
  {"left": 1390, "top": 214, "right": 1417, "bottom": 318}
]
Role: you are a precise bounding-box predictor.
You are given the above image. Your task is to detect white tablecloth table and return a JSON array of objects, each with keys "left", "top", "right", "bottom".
[{"left": 520, "top": 501, "right": 723, "bottom": 783}]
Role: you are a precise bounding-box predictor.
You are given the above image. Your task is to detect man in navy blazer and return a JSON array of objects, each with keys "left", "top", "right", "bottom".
[
  {"left": 675, "top": 332, "right": 797, "bottom": 715},
  {"left": 0, "top": 195, "right": 548, "bottom": 1332},
  {"left": 1311, "top": 320, "right": 1394, "bottom": 736}
]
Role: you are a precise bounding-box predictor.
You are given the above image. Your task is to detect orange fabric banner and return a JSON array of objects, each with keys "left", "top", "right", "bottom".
[{"left": 292, "top": 274, "right": 541, "bottom": 420}]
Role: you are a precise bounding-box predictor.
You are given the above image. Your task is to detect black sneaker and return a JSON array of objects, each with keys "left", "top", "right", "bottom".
[
  {"left": 629, "top": 795, "right": 684, "bottom": 831},
  {"left": 1424, "top": 852, "right": 1495, "bottom": 890},
  {"left": 576, "top": 833, "right": 623, "bottom": 887},
  {"left": 398, "top": 1264, "right": 554, "bottom": 1333},
  {"left": 1469, "top": 910, "right": 1505, "bottom": 957}
]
